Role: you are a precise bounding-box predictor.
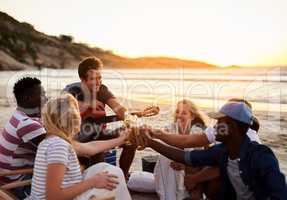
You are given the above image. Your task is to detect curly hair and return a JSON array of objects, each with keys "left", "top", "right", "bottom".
[{"left": 13, "top": 77, "right": 41, "bottom": 106}]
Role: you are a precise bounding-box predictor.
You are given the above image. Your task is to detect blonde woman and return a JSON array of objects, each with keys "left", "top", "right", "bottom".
[
  {"left": 27, "top": 93, "right": 131, "bottom": 200},
  {"left": 154, "top": 99, "right": 206, "bottom": 200}
]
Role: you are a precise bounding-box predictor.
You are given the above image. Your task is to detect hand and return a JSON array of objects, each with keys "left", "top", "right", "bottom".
[
  {"left": 148, "top": 128, "right": 165, "bottom": 139},
  {"left": 126, "top": 126, "right": 149, "bottom": 150},
  {"left": 142, "top": 106, "right": 160, "bottom": 117},
  {"left": 90, "top": 171, "right": 119, "bottom": 191},
  {"left": 170, "top": 161, "right": 185, "bottom": 171},
  {"left": 118, "top": 128, "right": 130, "bottom": 145},
  {"left": 125, "top": 125, "right": 154, "bottom": 149},
  {"left": 137, "top": 126, "right": 153, "bottom": 147}
]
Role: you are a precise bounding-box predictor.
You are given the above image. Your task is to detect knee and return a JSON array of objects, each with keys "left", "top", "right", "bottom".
[{"left": 104, "top": 164, "right": 126, "bottom": 182}]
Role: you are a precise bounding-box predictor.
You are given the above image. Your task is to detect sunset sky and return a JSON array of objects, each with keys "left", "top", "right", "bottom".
[{"left": 1, "top": 0, "right": 287, "bottom": 67}]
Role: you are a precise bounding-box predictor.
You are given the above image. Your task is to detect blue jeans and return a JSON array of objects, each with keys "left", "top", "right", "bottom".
[{"left": 11, "top": 174, "right": 32, "bottom": 199}]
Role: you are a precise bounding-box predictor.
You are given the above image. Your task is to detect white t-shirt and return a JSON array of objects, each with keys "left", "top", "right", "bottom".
[
  {"left": 204, "top": 126, "right": 261, "bottom": 144},
  {"left": 227, "top": 158, "right": 256, "bottom": 200},
  {"left": 28, "top": 136, "right": 82, "bottom": 200}
]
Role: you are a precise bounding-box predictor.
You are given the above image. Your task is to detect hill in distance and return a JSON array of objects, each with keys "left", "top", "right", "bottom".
[{"left": 0, "top": 11, "right": 217, "bottom": 70}]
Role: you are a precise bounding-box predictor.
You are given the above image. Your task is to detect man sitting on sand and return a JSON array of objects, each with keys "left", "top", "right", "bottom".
[
  {"left": 0, "top": 77, "right": 47, "bottom": 199},
  {"left": 139, "top": 101, "right": 287, "bottom": 200},
  {"left": 64, "top": 57, "right": 159, "bottom": 178}
]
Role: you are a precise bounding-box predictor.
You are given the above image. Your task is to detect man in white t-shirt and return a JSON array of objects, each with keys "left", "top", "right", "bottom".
[{"left": 141, "top": 101, "right": 287, "bottom": 200}]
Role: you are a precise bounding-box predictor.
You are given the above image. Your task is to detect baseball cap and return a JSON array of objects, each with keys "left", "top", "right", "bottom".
[{"left": 208, "top": 102, "right": 253, "bottom": 125}]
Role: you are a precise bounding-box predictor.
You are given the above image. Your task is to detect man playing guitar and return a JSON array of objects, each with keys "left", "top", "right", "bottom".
[{"left": 64, "top": 57, "right": 159, "bottom": 178}]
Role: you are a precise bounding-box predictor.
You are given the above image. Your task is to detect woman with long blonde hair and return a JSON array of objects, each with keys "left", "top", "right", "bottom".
[
  {"left": 172, "top": 99, "right": 206, "bottom": 134},
  {"left": 27, "top": 93, "right": 131, "bottom": 200},
  {"left": 154, "top": 99, "right": 206, "bottom": 200}
]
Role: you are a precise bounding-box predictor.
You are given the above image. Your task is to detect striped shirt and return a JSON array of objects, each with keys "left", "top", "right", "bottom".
[
  {"left": 29, "top": 136, "right": 83, "bottom": 200},
  {"left": 0, "top": 110, "right": 45, "bottom": 180}
]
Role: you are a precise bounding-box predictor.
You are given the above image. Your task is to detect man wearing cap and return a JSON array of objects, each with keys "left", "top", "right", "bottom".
[
  {"left": 149, "top": 98, "right": 261, "bottom": 149},
  {"left": 139, "top": 102, "right": 287, "bottom": 200}
]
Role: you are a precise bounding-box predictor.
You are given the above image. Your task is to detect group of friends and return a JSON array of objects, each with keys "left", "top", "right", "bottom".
[{"left": 0, "top": 57, "right": 286, "bottom": 200}]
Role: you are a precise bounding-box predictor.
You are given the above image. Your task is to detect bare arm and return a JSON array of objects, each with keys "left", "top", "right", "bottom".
[
  {"left": 145, "top": 136, "right": 186, "bottom": 164},
  {"left": 46, "top": 164, "right": 118, "bottom": 200},
  {"left": 106, "top": 98, "right": 126, "bottom": 120},
  {"left": 73, "top": 130, "right": 128, "bottom": 156},
  {"left": 154, "top": 130, "right": 210, "bottom": 148}
]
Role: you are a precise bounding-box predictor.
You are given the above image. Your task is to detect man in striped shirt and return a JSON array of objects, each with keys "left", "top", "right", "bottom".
[{"left": 0, "top": 77, "right": 47, "bottom": 198}]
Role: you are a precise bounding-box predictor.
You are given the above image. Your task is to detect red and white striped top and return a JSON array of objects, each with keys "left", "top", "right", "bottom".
[{"left": 0, "top": 110, "right": 45, "bottom": 179}]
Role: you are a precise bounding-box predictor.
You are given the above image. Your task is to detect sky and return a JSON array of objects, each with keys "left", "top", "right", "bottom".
[{"left": 1, "top": 0, "right": 287, "bottom": 67}]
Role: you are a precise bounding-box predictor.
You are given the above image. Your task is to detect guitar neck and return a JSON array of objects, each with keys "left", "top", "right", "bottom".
[
  {"left": 87, "top": 113, "right": 142, "bottom": 124},
  {"left": 93, "top": 115, "right": 120, "bottom": 124}
]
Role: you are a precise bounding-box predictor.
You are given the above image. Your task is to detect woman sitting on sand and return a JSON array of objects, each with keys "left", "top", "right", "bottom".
[
  {"left": 27, "top": 93, "right": 131, "bottom": 200},
  {"left": 154, "top": 99, "right": 220, "bottom": 200}
]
